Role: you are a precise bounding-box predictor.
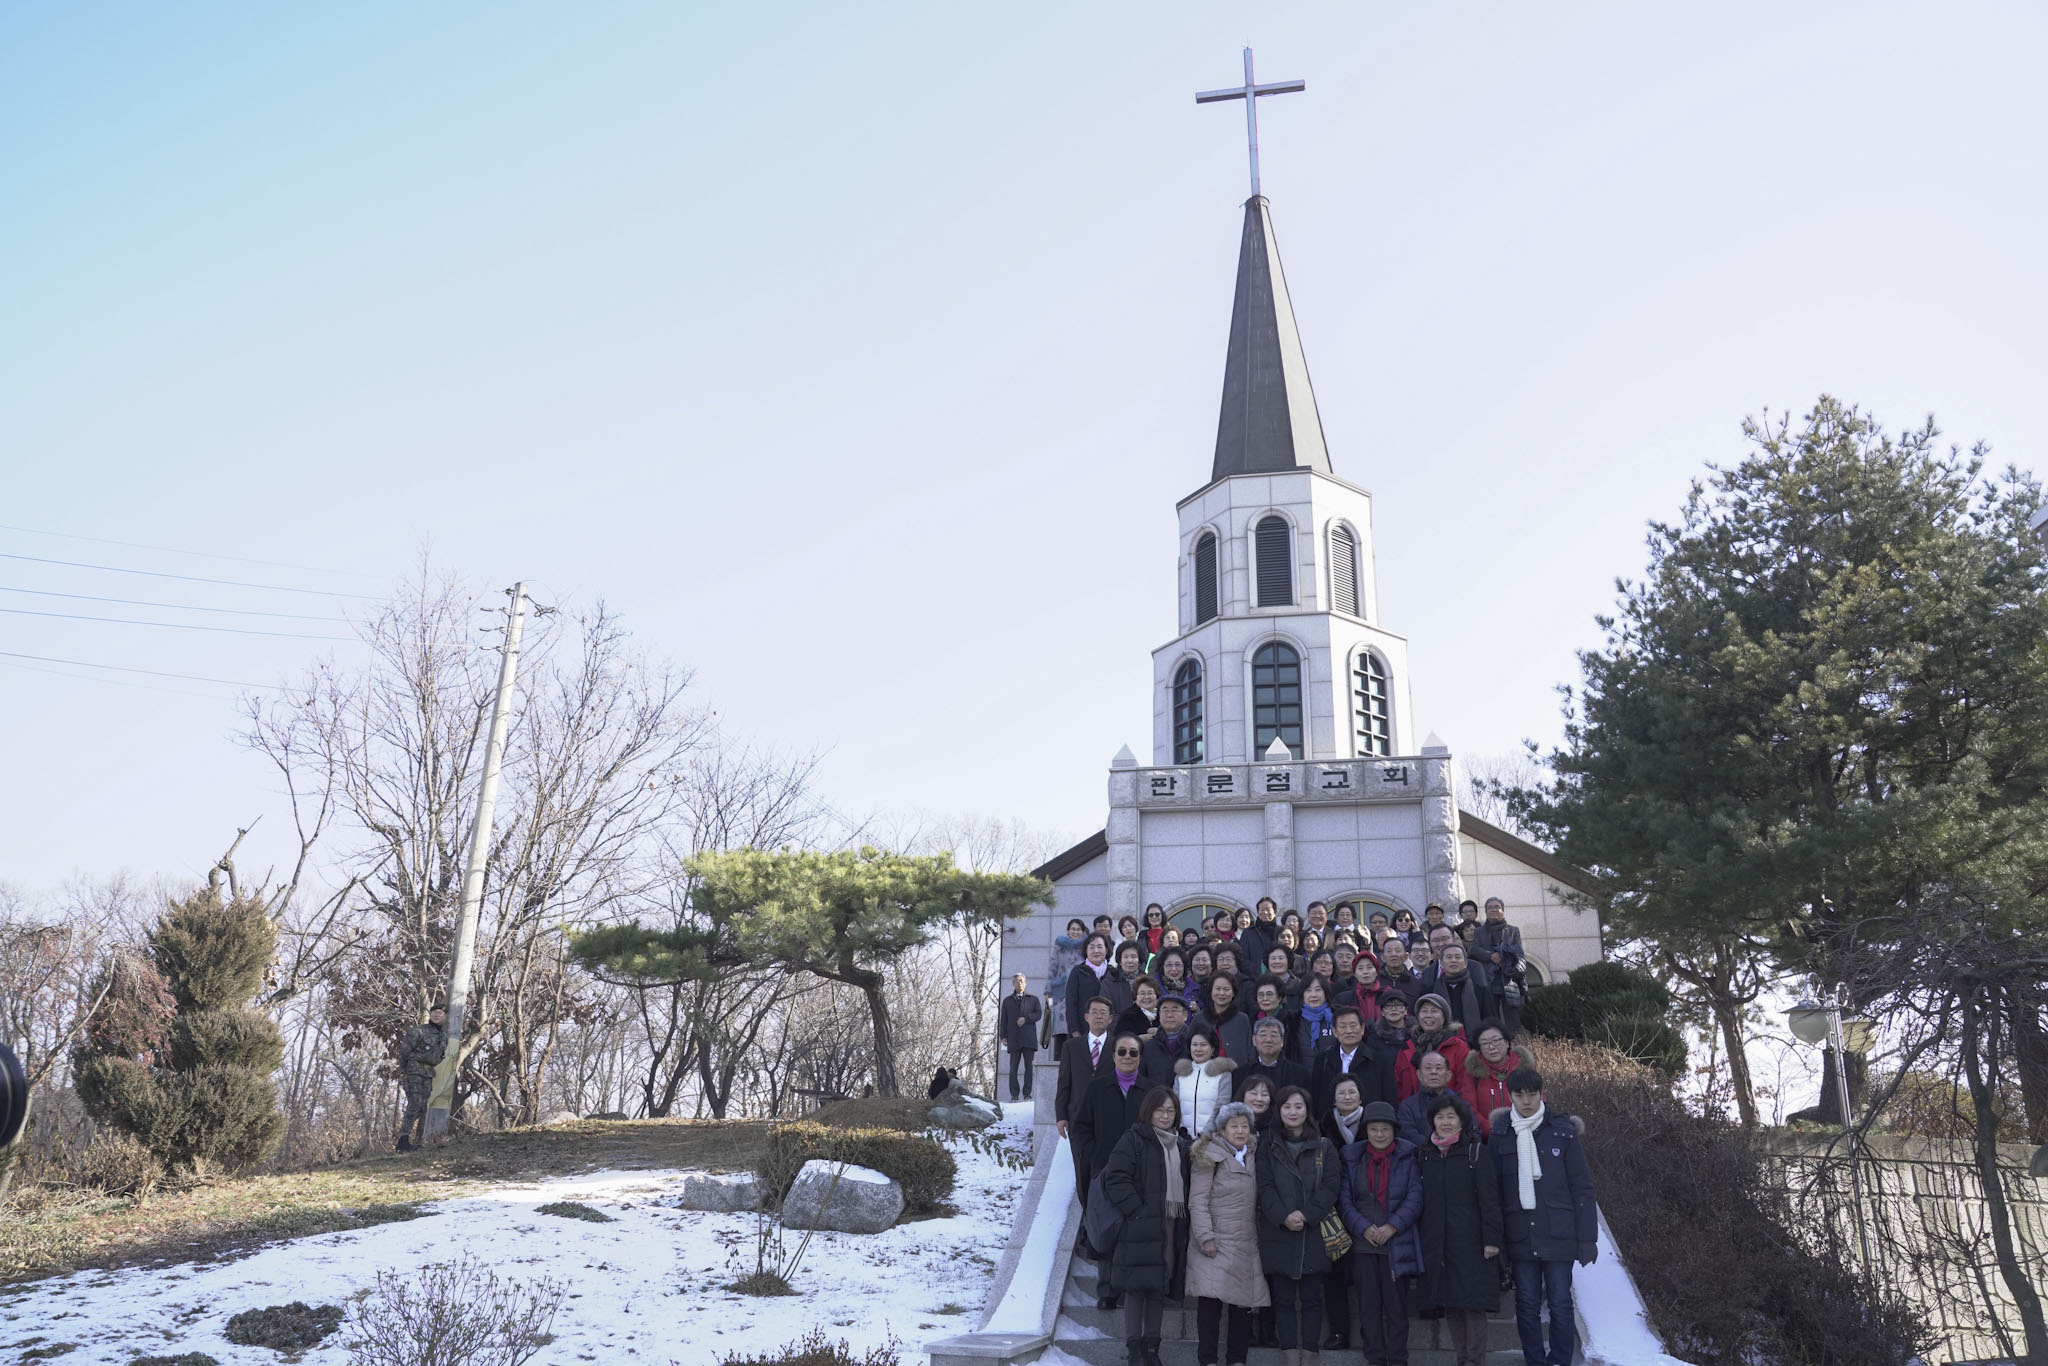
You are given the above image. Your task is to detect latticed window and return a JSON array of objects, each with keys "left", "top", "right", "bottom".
[
  {"left": 1330, "top": 524, "right": 1359, "bottom": 618},
  {"left": 1194, "top": 532, "right": 1218, "bottom": 624},
  {"left": 1252, "top": 641, "right": 1303, "bottom": 757},
  {"left": 1255, "top": 516, "right": 1293, "bottom": 607},
  {"left": 1172, "top": 659, "right": 1205, "bottom": 764},
  {"left": 1353, "top": 650, "right": 1391, "bottom": 756}
]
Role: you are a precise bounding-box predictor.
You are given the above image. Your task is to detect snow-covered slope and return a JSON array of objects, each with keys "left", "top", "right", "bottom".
[{"left": 3, "top": 1109, "right": 1036, "bottom": 1366}]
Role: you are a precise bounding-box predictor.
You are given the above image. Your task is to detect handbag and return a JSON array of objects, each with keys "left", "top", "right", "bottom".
[
  {"left": 1315, "top": 1147, "right": 1352, "bottom": 1260},
  {"left": 1040, "top": 997, "right": 1053, "bottom": 1050},
  {"left": 1083, "top": 1168, "right": 1124, "bottom": 1259}
]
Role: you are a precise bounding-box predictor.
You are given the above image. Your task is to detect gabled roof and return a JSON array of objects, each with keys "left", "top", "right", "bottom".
[
  {"left": 1456, "top": 809, "right": 1598, "bottom": 895},
  {"left": 1033, "top": 829, "right": 1107, "bottom": 883},
  {"left": 1211, "top": 195, "right": 1332, "bottom": 482}
]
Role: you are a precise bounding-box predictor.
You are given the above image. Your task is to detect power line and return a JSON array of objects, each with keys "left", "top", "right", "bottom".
[
  {"left": 0, "top": 650, "right": 285, "bottom": 690},
  {"left": 0, "top": 657, "right": 245, "bottom": 702},
  {"left": 0, "top": 522, "right": 386, "bottom": 580},
  {"left": 0, "top": 551, "right": 381, "bottom": 599},
  {"left": 0, "top": 605, "right": 357, "bottom": 641},
  {"left": 0, "top": 585, "right": 346, "bottom": 622}
]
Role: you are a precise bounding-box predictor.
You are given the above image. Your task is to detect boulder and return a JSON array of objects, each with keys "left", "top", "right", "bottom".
[
  {"left": 540, "top": 1110, "right": 581, "bottom": 1126},
  {"left": 779, "top": 1159, "right": 903, "bottom": 1233},
  {"left": 677, "top": 1171, "right": 767, "bottom": 1212},
  {"left": 928, "top": 1083, "right": 1001, "bottom": 1130}
]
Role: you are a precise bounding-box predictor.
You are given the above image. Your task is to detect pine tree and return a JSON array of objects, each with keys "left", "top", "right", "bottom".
[{"left": 75, "top": 890, "right": 285, "bottom": 1170}]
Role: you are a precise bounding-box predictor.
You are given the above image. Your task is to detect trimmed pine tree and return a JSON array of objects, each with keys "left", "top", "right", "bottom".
[{"left": 75, "top": 890, "right": 285, "bottom": 1170}]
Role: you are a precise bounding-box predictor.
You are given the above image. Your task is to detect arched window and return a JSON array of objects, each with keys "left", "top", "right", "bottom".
[
  {"left": 1251, "top": 641, "right": 1303, "bottom": 757},
  {"left": 1353, "top": 650, "right": 1391, "bottom": 756},
  {"left": 1172, "top": 659, "right": 1205, "bottom": 764},
  {"left": 1254, "top": 515, "right": 1293, "bottom": 607},
  {"left": 1329, "top": 524, "right": 1360, "bottom": 618},
  {"left": 1194, "top": 531, "right": 1218, "bottom": 624}
]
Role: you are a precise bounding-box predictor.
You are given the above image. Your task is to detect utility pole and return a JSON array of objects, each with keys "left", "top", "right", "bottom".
[{"left": 423, "top": 582, "right": 528, "bottom": 1143}]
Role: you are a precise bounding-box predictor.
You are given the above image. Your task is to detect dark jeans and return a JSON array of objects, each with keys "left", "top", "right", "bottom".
[
  {"left": 1267, "top": 1273, "right": 1324, "bottom": 1350},
  {"left": 1195, "top": 1296, "right": 1250, "bottom": 1364},
  {"left": 1008, "top": 1047, "right": 1034, "bottom": 1098},
  {"left": 1511, "top": 1256, "right": 1577, "bottom": 1366},
  {"left": 1353, "top": 1252, "right": 1409, "bottom": 1364}
]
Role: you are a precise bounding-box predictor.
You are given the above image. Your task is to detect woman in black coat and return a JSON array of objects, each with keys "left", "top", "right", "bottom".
[
  {"left": 1100, "top": 1085, "right": 1194, "bottom": 1366},
  {"left": 1255, "top": 1085, "right": 1342, "bottom": 1360},
  {"left": 1414, "top": 1095, "right": 1504, "bottom": 1366}
]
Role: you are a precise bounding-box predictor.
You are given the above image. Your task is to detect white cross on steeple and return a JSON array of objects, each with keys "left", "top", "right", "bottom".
[{"left": 1195, "top": 47, "right": 1305, "bottom": 198}]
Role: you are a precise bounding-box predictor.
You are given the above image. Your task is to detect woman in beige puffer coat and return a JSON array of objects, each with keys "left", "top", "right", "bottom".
[{"left": 1186, "top": 1101, "right": 1268, "bottom": 1366}]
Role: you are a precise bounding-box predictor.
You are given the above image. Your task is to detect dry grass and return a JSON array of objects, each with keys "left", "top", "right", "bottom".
[{"left": 0, "top": 1115, "right": 777, "bottom": 1285}]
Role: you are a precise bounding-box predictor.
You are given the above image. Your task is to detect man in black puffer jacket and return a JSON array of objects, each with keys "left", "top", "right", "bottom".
[{"left": 1489, "top": 1066, "right": 1599, "bottom": 1366}]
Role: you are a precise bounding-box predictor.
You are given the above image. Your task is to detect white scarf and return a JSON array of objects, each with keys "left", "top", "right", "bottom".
[{"left": 1510, "top": 1102, "right": 1546, "bottom": 1211}]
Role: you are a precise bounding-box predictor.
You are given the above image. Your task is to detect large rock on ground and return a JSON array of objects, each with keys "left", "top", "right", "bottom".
[
  {"left": 928, "top": 1083, "right": 1001, "bottom": 1130},
  {"left": 677, "top": 1171, "right": 766, "bottom": 1212},
  {"left": 779, "top": 1159, "right": 903, "bottom": 1233}
]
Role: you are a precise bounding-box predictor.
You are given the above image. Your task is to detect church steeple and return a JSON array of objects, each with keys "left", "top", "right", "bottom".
[{"left": 1210, "top": 195, "right": 1332, "bottom": 482}]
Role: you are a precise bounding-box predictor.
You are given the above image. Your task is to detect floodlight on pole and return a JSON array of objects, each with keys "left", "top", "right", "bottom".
[{"left": 1785, "top": 983, "right": 1874, "bottom": 1272}]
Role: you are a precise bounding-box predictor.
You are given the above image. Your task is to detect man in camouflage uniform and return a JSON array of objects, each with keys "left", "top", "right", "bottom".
[{"left": 396, "top": 1005, "right": 447, "bottom": 1152}]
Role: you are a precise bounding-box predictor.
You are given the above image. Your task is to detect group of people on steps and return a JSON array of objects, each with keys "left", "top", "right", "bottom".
[{"left": 1005, "top": 895, "right": 1598, "bottom": 1366}]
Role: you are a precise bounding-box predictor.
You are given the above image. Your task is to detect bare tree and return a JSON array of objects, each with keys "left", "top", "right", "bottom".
[
  {"left": 1456, "top": 747, "right": 1546, "bottom": 838},
  {"left": 243, "top": 569, "right": 709, "bottom": 1130}
]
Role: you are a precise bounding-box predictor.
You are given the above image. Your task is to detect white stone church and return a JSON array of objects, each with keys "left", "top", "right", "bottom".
[{"left": 1003, "top": 191, "right": 1602, "bottom": 1036}]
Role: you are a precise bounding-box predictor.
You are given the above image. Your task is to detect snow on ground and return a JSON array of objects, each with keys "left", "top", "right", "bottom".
[{"left": 1, "top": 1104, "right": 1038, "bottom": 1366}]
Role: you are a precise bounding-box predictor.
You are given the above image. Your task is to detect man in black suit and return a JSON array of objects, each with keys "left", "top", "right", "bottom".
[
  {"left": 1070, "top": 1031, "right": 1151, "bottom": 1306},
  {"left": 1054, "top": 996, "right": 1116, "bottom": 1139},
  {"left": 1237, "top": 1016, "right": 1310, "bottom": 1098},
  {"left": 1312, "top": 1004, "right": 1397, "bottom": 1110}
]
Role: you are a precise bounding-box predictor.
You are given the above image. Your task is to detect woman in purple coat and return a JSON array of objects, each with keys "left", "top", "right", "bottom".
[{"left": 1337, "top": 1100, "right": 1424, "bottom": 1366}]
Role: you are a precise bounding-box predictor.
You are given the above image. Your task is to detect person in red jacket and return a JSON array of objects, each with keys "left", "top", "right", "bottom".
[
  {"left": 1463, "top": 1022, "right": 1529, "bottom": 1138},
  {"left": 1397, "top": 994, "right": 1475, "bottom": 1109}
]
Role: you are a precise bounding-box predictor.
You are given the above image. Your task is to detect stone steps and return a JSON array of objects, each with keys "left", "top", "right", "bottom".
[
  {"left": 1050, "top": 1340, "right": 1525, "bottom": 1366},
  {"left": 1060, "top": 1252, "right": 1527, "bottom": 1361}
]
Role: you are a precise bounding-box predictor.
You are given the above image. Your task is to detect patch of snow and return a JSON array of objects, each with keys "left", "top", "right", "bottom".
[
  {"left": 1578, "top": 1209, "right": 1694, "bottom": 1366},
  {"left": 977, "top": 1133, "right": 1075, "bottom": 1335},
  {"left": 3, "top": 1109, "right": 1036, "bottom": 1366},
  {"left": 1053, "top": 1313, "right": 1107, "bottom": 1340}
]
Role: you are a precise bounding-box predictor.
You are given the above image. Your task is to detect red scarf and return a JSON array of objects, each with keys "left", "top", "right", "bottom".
[{"left": 1365, "top": 1143, "right": 1393, "bottom": 1210}]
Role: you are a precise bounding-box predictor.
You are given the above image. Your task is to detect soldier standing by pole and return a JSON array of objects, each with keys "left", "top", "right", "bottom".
[{"left": 396, "top": 1004, "right": 447, "bottom": 1152}]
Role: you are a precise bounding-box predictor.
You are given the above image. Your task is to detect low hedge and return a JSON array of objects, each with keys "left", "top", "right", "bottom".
[
  {"left": 759, "top": 1122, "right": 955, "bottom": 1218},
  {"left": 1529, "top": 1039, "right": 1927, "bottom": 1365}
]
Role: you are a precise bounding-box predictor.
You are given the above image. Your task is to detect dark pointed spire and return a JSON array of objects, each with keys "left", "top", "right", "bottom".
[{"left": 1211, "top": 196, "right": 1331, "bottom": 482}]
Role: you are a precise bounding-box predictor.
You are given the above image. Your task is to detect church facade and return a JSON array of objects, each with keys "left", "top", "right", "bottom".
[{"left": 1003, "top": 193, "right": 1603, "bottom": 1046}]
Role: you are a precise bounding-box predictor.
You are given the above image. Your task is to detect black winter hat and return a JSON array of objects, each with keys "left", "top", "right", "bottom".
[{"left": 1360, "top": 1100, "right": 1398, "bottom": 1127}]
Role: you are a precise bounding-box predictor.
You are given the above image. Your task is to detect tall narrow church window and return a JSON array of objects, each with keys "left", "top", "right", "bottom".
[
  {"left": 1353, "top": 650, "right": 1392, "bottom": 756},
  {"left": 1330, "top": 525, "right": 1359, "bottom": 618},
  {"left": 1172, "top": 660, "right": 1204, "bottom": 764},
  {"left": 1255, "top": 516, "right": 1293, "bottom": 607},
  {"left": 1194, "top": 532, "right": 1218, "bottom": 624},
  {"left": 1252, "top": 642, "right": 1303, "bottom": 757}
]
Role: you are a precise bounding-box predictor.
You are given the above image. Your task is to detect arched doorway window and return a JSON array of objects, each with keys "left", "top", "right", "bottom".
[
  {"left": 1251, "top": 641, "right": 1303, "bottom": 758},
  {"left": 1168, "top": 901, "right": 1236, "bottom": 934}
]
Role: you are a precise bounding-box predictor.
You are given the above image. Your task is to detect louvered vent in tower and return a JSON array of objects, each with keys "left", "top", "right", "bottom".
[
  {"left": 1194, "top": 532, "right": 1218, "bottom": 624},
  {"left": 1255, "top": 516, "right": 1293, "bottom": 607},
  {"left": 1330, "top": 524, "right": 1358, "bottom": 618}
]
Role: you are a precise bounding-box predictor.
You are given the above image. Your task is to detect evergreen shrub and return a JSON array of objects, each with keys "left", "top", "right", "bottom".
[
  {"left": 73, "top": 890, "right": 285, "bottom": 1171},
  {"left": 1518, "top": 962, "right": 1685, "bottom": 1075},
  {"left": 758, "top": 1122, "right": 955, "bottom": 1216}
]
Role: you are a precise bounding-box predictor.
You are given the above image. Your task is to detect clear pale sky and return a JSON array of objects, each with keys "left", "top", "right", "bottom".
[{"left": 3, "top": 3, "right": 2043, "bottom": 894}]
